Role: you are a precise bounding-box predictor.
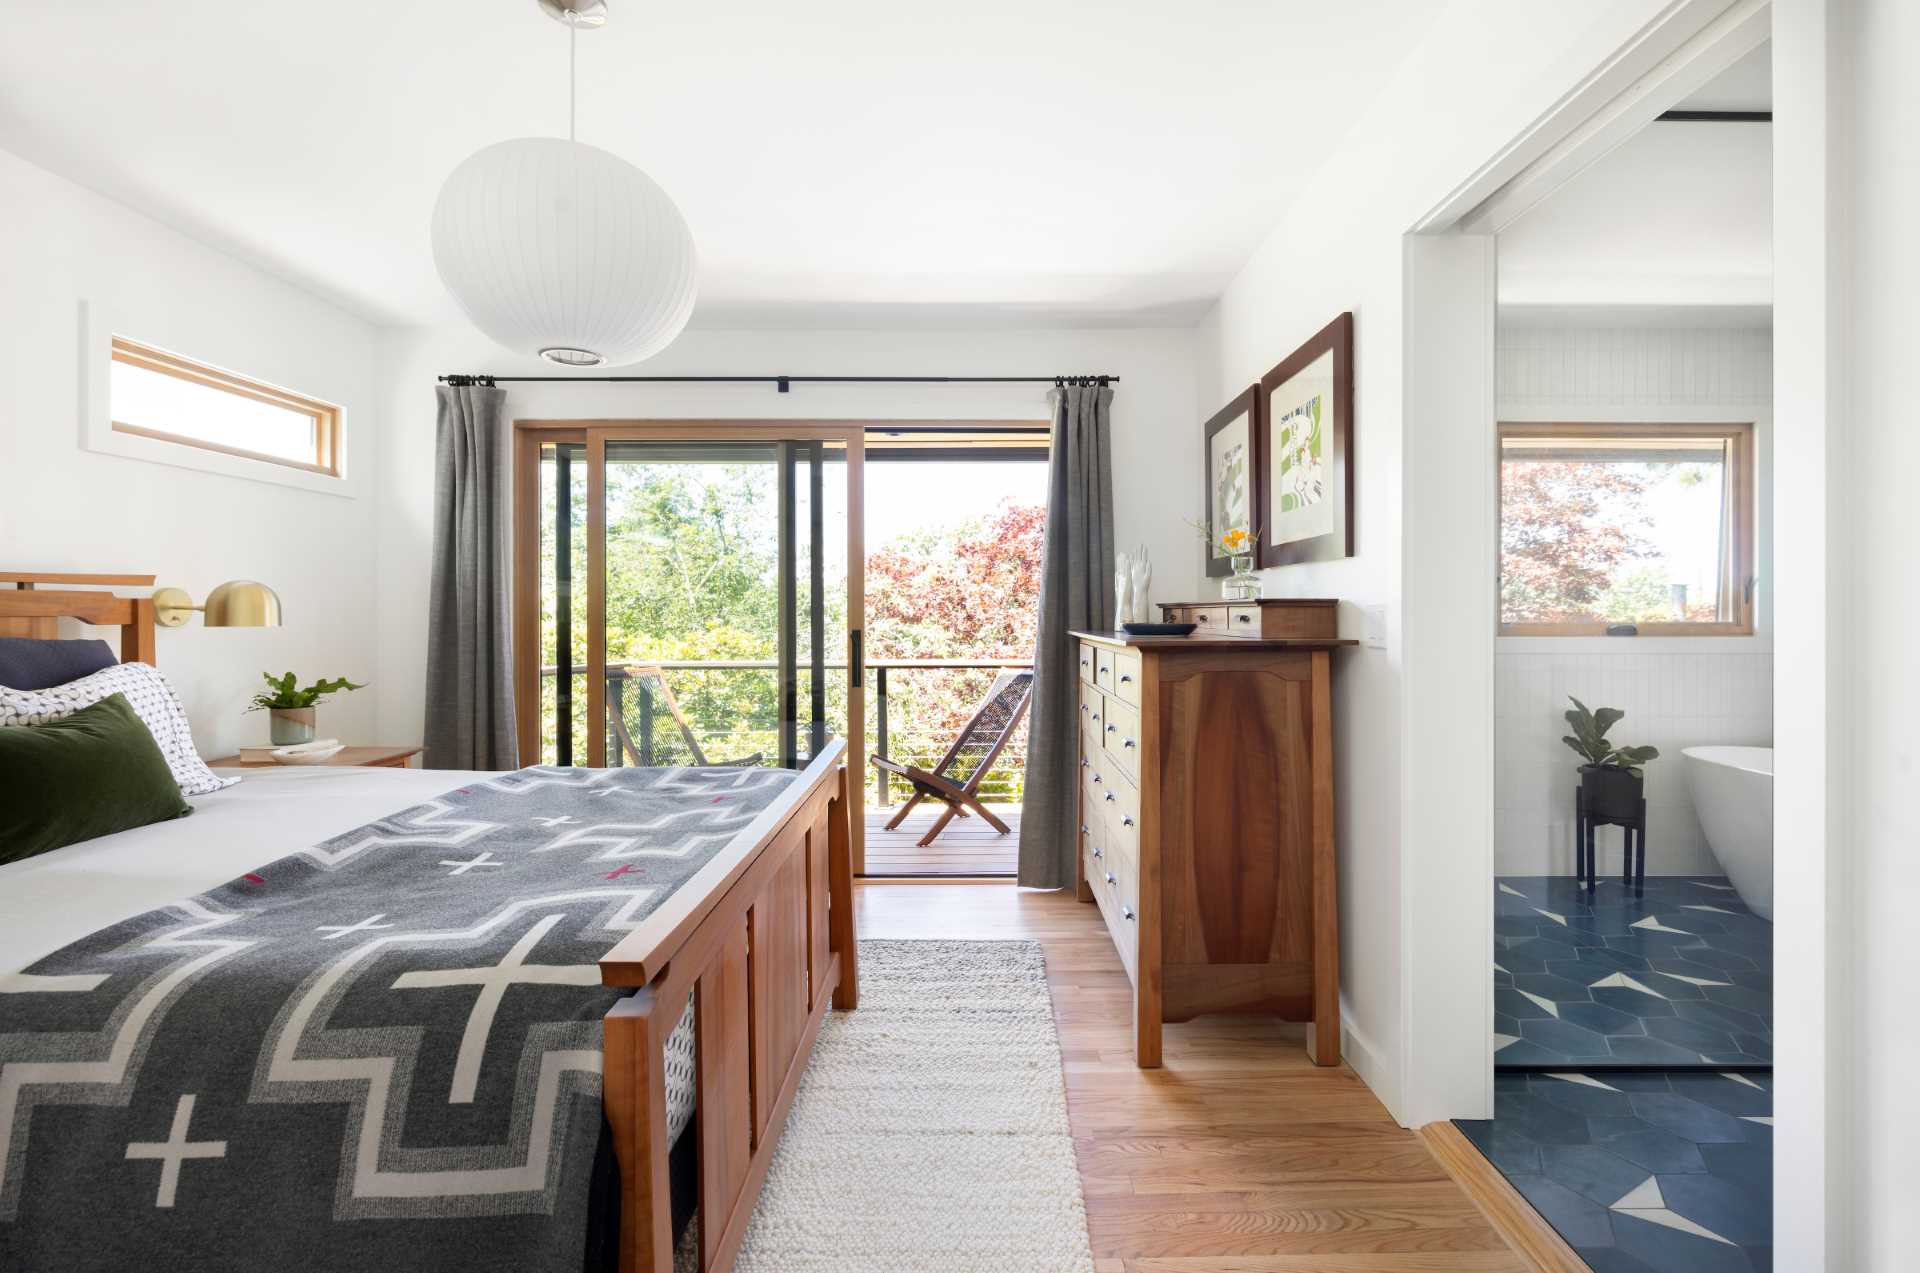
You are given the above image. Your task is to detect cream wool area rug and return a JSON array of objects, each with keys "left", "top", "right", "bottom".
[{"left": 688, "top": 939, "right": 1096, "bottom": 1273}]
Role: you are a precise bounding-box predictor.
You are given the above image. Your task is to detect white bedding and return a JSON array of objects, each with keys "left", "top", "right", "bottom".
[{"left": 0, "top": 764, "right": 493, "bottom": 975}]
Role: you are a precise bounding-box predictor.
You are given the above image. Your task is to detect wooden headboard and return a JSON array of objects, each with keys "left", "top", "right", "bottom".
[{"left": 0, "top": 572, "right": 159, "bottom": 664}]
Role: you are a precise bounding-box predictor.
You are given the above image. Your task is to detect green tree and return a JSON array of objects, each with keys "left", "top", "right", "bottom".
[{"left": 540, "top": 457, "right": 1045, "bottom": 801}]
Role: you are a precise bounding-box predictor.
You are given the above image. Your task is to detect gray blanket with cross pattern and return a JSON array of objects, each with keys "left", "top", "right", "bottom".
[{"left": 0, "top": 763, "right": 798, "bottom": 1272}]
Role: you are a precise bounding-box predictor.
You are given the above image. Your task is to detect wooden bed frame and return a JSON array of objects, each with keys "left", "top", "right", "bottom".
[
  {"left": 0, "top": 571, "right": 858, "bottom": 1273},
  {"left": 599, "top": 740, "right": 856, "bottom": 1272},
  {"left": 0, "top": 571, "right": 157, "bottom": 659}
]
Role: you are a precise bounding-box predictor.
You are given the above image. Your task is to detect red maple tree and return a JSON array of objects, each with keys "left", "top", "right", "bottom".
[
  {"left": 864, "top": 500, "right": 1043, "bottom": 793},
  {"left": 1500, "top": 460, "right": 1655, "bottom": 622}
]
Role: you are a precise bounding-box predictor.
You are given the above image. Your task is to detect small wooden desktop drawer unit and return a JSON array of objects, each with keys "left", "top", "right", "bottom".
[
  {"left": 1070, "top": 628, "right": 1353, "bottom": 1068},
  {"left": 1157, "top": 597, "right": 1338, "bottom": 640}
]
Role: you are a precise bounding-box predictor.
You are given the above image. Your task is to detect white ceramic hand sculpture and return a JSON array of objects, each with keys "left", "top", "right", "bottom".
[{"left": 1130, "top": 547, "right": 1153, "bottom": 623}]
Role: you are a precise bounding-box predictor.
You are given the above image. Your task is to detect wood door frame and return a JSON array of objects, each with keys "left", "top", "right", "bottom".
[{"left": 511, "top": 420, "right": 868, "bottom": 871}]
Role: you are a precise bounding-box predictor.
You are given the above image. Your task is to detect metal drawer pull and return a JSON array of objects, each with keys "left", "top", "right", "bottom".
[
  {"left": 1123, "top": 738, "right": 1136, "bottom": 749},
  {"left": 1092, "top": 845, "right": 1103, "bottom": 858},
  {"left": 1119, "top": 673, "right": 1133, "bottom": 683},
  {"left": 1092, "top": 772, "right": 1102, "bottom": 784},
  {"left": 1080, "top": 757, "right": 1088, "bottom": 767},
  {"left": 1122, "top": 906, "right": 1135, "bottom": 921},
  {"left": 1235, "top": 612, "right": 1252, "bottom": 623},
  {"left": 1196, "top": 612, "right": 1211, "bottom": 622},
  {"left": 1080, "top": 823, "right": 1089, "bottom": 835},
  {"left": 1121, "top": 816, "right": 1135, "bottom": 827},
  {"left": 1104, "top": 872, "right": 1115, "bottom": 885},
  {"left": 1103, "top": 792, "right": 1115, "bottom": 803},
  {"left": 1106, "top": 723, "right": 1117, "bottom": 733}
]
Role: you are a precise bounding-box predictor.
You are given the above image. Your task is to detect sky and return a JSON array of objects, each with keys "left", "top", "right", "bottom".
[{"left": 864, "top": 459, "right": 1048, "bottom": 550}]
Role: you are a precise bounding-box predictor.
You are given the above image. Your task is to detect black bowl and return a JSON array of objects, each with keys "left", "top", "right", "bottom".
[{"left": 1121, "top": 621, "right": 1198, "bottom": 636}]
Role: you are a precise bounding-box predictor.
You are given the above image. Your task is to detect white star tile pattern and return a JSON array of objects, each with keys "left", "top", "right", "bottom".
[
  {"left": 1457, "top": 1071, "right": 1772, "bottom": 1273},
  {"left": 1495, "top": 876, "right": 1771, "bottom": 1068},
  {"left": 1611, "top": 1175, "right": 1737, "bottom": 1244}
]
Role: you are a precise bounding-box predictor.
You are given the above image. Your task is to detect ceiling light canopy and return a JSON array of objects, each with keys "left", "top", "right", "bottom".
[{"left": 430, "top": 0, "right": 696, "bottom": 368}]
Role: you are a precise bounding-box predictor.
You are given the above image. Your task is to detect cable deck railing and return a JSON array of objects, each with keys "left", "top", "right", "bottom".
[{"left": 538, "top": 657, "right": 1034, "bottom": 803}]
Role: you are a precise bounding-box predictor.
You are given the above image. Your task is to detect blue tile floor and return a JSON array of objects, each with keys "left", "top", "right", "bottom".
[
  {"left": 1496, "top": 875, "right": 1772, "bottom": 1069},
  {"left": 1458, "top": 1071, "right": 1773, "bottom": 1273}
]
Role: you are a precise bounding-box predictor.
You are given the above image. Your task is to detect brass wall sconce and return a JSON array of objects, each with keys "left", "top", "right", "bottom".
[{"left": 152, "top": 580, "right": 283, "bottom": 628}]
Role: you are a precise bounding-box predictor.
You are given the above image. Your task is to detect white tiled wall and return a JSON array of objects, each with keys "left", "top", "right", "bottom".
[
  {"left": 1498, "top": 324, "right": 1773, "bottom": 411},
  {"left": 1495, "top": 320, "right": 1773, "bottom": 876},
  {"left": 1496, "top": 652, "right": 1773, "bottom": 875}
]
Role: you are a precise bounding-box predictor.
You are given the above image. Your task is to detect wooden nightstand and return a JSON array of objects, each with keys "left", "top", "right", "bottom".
[{"left": 209, "top": 745, "right": 425, "bottom": 770}]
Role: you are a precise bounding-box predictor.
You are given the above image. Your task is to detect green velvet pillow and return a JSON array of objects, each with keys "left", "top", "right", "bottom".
[{"left": 0, "top": 691, "right": 193, "bottom": 863}]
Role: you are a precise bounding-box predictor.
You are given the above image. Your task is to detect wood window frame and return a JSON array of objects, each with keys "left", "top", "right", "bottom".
[
  {"left": 511, "top": 419, "right": 870, "bottom": 871},
  {"left": 1497, "top": 421, "right": 1756, "bottom": 637},
  {"left": 109, "top": 336, "right": 343, "bottom": 478}
]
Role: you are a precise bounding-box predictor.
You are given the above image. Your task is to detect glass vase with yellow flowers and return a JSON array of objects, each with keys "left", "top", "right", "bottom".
[
  {"left": 1220, "top": 525, "right": 1262, "bottom": 599},
  {"left": 1187, "top": 517, "right": 1263, "bottom": 600}
]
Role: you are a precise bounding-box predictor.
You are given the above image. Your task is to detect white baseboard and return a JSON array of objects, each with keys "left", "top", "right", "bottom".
[{"left": 1332, "top": 1002, "right": 1397, "bottom": 1119}]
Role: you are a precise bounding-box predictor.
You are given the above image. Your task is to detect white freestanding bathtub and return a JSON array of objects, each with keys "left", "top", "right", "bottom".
[{"left": 1682, "top": 746, "right": 1773, "bottom": 920}]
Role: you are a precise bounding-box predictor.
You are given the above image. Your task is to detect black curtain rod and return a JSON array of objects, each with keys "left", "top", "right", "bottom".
[
  {"left": 438, "top": 373, "right": 1117, "bottom": 393},
  {"left": 1656, "top": 109, "right": 1772, "bottom": 122}
]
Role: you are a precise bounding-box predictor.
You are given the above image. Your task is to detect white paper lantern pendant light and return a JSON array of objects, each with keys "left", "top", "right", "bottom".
[{"left": 431, "top": 0, "right": 697, "bottom": 368}]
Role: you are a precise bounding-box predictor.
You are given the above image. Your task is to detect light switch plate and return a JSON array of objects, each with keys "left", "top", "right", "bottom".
[{"left": 1363, "top": 604, "right": 1387, "bottom": 649}]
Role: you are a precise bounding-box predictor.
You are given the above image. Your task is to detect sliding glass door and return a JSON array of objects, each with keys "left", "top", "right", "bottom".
[{"left": 515, "top": 423, "right": 865, "bottom": 866}]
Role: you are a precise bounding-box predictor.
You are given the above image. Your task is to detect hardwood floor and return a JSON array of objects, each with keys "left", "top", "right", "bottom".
[
  {"left": 862, "top": 802, "right": 1019, "bottom": 876},
  {"left": 855, "top": 883, "right": 1528, "bottom": 1272}
]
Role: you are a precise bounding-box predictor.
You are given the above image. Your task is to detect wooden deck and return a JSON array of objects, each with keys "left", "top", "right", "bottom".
[
  {"left": 855, "top": 884, "right": 1528, "bottom": 1272},
  {"left": 862, "top": 800, "right": 1021, "bottom": 876}
]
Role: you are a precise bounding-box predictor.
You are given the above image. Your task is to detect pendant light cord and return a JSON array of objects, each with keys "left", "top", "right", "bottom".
[{"left": 568, "top": 17, "right": 577, "bottom": 142}]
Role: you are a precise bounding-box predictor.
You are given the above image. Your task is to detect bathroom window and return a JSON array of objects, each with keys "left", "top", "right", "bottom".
[
  {"left": 108, "top": 336, "right": 342, "bottom": 477},
  {"left": 1498, "top": 422, "right": 1755, "bottom": 635}
]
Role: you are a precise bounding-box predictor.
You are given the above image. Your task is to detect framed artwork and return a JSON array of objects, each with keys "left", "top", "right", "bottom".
[
  {"left": 1257, "top": 311, "right": 1353, "bottom": 568},
  {"left": 1201, "top": 385, "right": 1260, "bottom": 578}
]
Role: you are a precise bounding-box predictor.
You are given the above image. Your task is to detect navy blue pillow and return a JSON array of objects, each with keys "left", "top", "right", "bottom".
[{"left": 0, "top": 637, "right": 118, "bottom": 690}]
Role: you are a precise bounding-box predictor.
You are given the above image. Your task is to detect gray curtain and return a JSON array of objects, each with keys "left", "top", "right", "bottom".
[
  {"left": 1018, "top": 382, "right": 1116, "bottom": 888},
  {"left": 424, "top": 384, "right": 519, "bottom": 770}
]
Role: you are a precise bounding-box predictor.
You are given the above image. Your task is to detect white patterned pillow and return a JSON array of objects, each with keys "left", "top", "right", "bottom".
[{"left": 0, "top": 662, "right": 237, "bottom": 796}]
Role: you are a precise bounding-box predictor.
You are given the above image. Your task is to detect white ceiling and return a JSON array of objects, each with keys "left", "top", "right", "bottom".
[
  {"left": 1677, "top": 40, "right": 1772, "bottom": 111},
  {"left": 0, "top": 0, "right": 1443, "bottom": 332},
  {"left": 1498, "top": 43, "right": 1772, "bottom": 312}
]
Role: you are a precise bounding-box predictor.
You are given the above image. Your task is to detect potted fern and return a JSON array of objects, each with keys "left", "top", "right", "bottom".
[
  {"left": 248, "top": 672, "right": 366, "bottom": 744},
  {"left": 1562, "top": 696, "right": 1658, "bottom": 820}
]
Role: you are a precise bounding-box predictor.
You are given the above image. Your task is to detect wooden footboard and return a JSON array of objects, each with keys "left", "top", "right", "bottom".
[{"left": 599, "top": 742, "right": 857, "bottom": 1273}]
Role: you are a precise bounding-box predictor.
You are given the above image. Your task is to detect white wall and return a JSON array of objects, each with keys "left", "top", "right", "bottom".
[
  {"left": 371, "top": 325, "right": 1199, "bottom": 745},
  {"left": 1837, "top": 0, "right": 1920, "bottom": 1263},
  {"left": 0, "top": 147, "right": 384, "bottom": 757},
  {"left": 1190, "top": 0, "right": 1677, "bottom": 1125},
  {"left": 1495, "top": 321, "right": 1775, "bottom": 876},
  {"left": 1497, "top": 121, "right": 1773, "bottom": 307}
]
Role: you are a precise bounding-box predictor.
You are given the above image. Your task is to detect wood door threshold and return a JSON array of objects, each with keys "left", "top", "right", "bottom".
[{"left": 1421, "top": 1121, "right": 1592, "bottom": 1273}]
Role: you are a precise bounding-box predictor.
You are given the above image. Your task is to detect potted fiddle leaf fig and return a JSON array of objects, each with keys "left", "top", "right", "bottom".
[
  {"left": 1562, "top": 696, "right": 1658, "bottom": 820},
  {"left": 248, "top": 671, "right": 366, "bottom": 745}
]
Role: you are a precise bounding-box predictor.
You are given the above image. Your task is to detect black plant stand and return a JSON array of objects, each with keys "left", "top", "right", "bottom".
[{"left": 1576, "top": 787, "right": 1647, "bottom": 890}]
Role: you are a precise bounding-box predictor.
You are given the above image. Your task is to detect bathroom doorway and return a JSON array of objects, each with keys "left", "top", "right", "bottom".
[{"left": 1459, "top": 39, "right": 1777, "bottom": 1273}]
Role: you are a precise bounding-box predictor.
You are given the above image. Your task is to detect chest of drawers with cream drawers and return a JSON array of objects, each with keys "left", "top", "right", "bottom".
[{"left": 1072, "top": 609, "right": 1352, "bottom": 1068}]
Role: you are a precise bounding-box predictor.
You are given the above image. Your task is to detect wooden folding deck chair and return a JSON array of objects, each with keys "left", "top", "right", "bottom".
[
  {"left": 871, "top": 668, "right": 1034, "bottom": 848},
  {"left": 608, "top": 664, "right": 764, "bottom": 768}
]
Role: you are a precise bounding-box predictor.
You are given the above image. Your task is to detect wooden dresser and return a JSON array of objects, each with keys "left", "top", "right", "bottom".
[{"left": 1071, "top": 616, "right": 1352, "bottom": 1068}]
